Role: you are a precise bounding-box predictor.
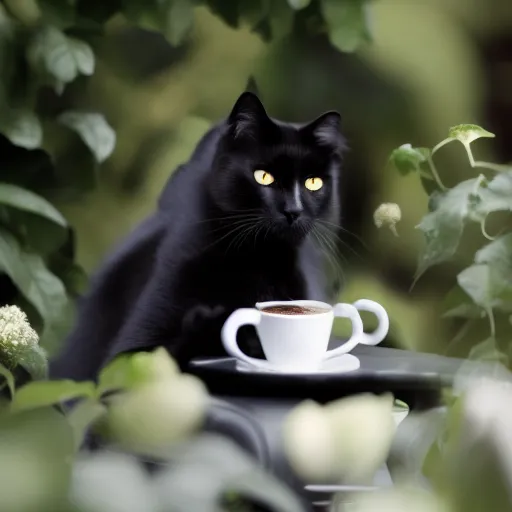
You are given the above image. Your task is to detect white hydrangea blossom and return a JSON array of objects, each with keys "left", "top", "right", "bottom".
[
  {"left": 0, "top": 305, "right": 39, "bottom": 368},
  {"left": 374, "top": 202, "right": 402, "bottom": 236}
]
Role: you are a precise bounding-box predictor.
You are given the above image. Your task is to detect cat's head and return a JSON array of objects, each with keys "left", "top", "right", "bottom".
[{"left": 208, "top": 92, "right": 346, "bottom": 242}]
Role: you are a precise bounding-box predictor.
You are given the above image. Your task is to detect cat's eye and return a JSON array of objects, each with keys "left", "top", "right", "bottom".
[
  {"left": 254, "top": 170, "right": 275, "bottom": 186},
  {"left": 305, "top": 177, "right": 323, "bottom": 191}
]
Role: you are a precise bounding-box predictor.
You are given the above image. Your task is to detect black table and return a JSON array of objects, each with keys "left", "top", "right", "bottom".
[
  {"left": 189, "top": 343, "right": 477, "bottom": 410},
  {"left": 188, "top": 342, "right": 502, "bottom": 509}
]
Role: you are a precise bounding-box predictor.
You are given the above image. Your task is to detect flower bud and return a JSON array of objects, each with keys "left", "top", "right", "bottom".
[
  {"left": 108, "top": 374, "right": 209, "bottom": 453},
  {"left": 374, "top": 202, "right": 402, "bottom": 236}
]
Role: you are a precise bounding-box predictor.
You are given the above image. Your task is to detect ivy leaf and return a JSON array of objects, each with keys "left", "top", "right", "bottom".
[
  {"left": 321, "top": 0, "right": 372, "bottom": 53},
  {"left": 58, "top": 111, "right": 116, "bottom": 163},
  {"left": 0, "top": 228, "right": 69, "bottom": 347},
  {"left": 26, "top": 26, "right": 95, "bottom": 91},
  {"left": 478, "top": 171, "right": 512, "bottom": 216},
  {"left": 0, "top": 110, "right": 43, "bottom": 149},
  {"left": 0, "top": 183, "right": 66, "bottom": 227},
  {"left": 287, "top": 0, "right": 311, "bottom": 9},
  {"left": 456, "top": 264, "right": 511, "bottom": 311},
  {"left": 165, "top": 0, "right": 195, "bottom": 46},
  {"left": 388, "top": 144, "right": 430, "bottom": 176},
  {"left": 448, "top": 124, "right": 495, "bottom": 145},
  {"left": 11, "top": 380, "right": 96, "bottom": 412},
  {"left": 468, "top": 338, "right": 508, "bottom": 365},
  {"left": 475, "top": 233, "right": 512, "bottom": 275},
  {"left": 442, "top": 285, "right": 485, "bottom": 319},
  {"left": 415, "top": 179, "right": 483, "bottom": 280}
]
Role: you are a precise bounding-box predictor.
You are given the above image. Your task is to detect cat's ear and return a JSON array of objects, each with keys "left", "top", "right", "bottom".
[
  {"left": 301, "top": 112, "right": 345, "bottom": 152},
  {"left": 228, "top": 92, "right": 273, "bottom": 141}
]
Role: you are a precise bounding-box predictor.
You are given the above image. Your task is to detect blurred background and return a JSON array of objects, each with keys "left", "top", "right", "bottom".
[{"left": 2, "top": 0, "right": 512, "bottom": 358}]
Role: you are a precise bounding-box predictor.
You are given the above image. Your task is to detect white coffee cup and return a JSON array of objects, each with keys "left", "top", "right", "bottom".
[{"left": 221, "top": 299, "right": 389, "bottom": 372}]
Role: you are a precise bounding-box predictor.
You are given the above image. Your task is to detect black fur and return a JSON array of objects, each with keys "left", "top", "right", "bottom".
[{"left": 50, "top": 92, "right": 346, "bottom": 381}]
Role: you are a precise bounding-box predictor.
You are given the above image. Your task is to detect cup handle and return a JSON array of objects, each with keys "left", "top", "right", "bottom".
[
  {"left": 324, "top": 303, "right": 365, "bottom": 360},
  {"left": 221, "top": 309, "right": 271, "bottom": 370},
  {"left": 353, "top": 299, "right": 389, "bottom": 346}
]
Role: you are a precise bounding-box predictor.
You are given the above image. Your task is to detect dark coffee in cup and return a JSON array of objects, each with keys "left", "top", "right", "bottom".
[{"left": 262, "top": 305, "right": 328, "bottom": 316}]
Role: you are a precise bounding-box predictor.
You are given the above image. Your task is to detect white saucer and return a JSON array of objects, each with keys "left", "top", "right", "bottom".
[{"left": 235, "top": 354, "right": 360, "bottom": 375}]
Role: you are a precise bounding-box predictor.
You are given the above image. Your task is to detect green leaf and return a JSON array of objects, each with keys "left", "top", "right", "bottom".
[
  {"left": 72, "top": 452, "right": 159, "bottom": 512},
  {"left": 321, "top": 0, "right": 372, "bottom": 53},
  {"left": 67, "top": 399, "right": 107, "bottom": 451},
  {"left": 11, "top": 380, "right": 96, "bottom": 412},
  {"left": 97, "top": 348, "right": 179, "bottom": 396},
  {"left": 287, "top": 0, "right": 310, "bottom": 9},
  {"left": 468, "top": 338, "right": 508, "bottom": 364},
  {"left": 442, "top": 285, "right": 486, "bottom": 319},
  {"left": 475, "top": 233, "right": 512, "bottom": 275},
  {"left": 448, "top": 124, "right": 495, "bottom": 145},
  {"left": 0, "top": 110, "right": 43, "bottom": 149},
  {"left": 0, "top": 183, "right": 67, "bottom": 227},
  {"left": 388, "top": 144, "right": 430, "bottom": 176},
  {"left": 48, "top": 253, "right": 89, "bottom": 296},
  {"left": 0, "top": 207, "right": 69, "bottom": 256},
  {"left": 58, "top": 111, "right": 116, "bottom": 163},
  {"left": 457, "top": 264, "right": 510, "bottom": 310},
  {"left": 477, "top": 171, "right": 512, "bottom": 216},
  {"left": 165, "top": 0, "right": 195, "bottom": 46},
  {"left": 154, "top": 435, "right": 307, "bottom": 511},
  {"left": 0, "top": 228, "right": 69, "bottom": 346},
  {"left": 17, "top": 343, "right": 48, "bottom": 381},
  {"left": 0, "top": 362, "right": 15, "bottom": 397},
  {"left": 97, "top": 354, "right": 142, "bottom": 396},
  {"left": 415, "top": 179, "right": 484, "bottom": 280},
  {"left": 26, "top": 26, "right": 95, "bottom": 90}
]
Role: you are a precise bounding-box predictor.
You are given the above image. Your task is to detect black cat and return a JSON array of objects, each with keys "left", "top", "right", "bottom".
[{"left": 49, "top": 92, "right": 346, "bottom": 381}]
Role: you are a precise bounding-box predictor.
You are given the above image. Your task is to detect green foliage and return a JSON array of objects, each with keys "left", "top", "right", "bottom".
[
  {"left": 388, "top": 124, "right": 512, "bottom": 365},
  {"left": 0, "top": 345, "right": 310, "bottom": 512},
  {"left": 0, "top": 0, "right": 374, "bottom": 353}
]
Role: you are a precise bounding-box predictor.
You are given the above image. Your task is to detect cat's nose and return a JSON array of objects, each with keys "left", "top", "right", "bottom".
[{"left": 283, "top": 209, "right": 301, "bottom": 225}]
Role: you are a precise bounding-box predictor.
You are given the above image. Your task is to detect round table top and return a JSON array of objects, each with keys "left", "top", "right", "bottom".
[{"left": 187, "top": 343, "right": 493, "bottom": 406}]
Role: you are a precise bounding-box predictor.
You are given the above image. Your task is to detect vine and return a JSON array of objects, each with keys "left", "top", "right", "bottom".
[{"left": 386, "top": 124, "right": 512, "bottom": 363}]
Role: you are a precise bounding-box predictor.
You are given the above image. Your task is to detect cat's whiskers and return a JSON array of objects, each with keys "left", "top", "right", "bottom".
[
  {"left": 311, "top": 224, "right": 346, "bottom": 290},
  {"left": 204, "top": 215, "right": 263, "bottom": 235},
  {"left": 316, "top": 221, "right": 363, "bottom": 260},
  {"left": 227, "top": 221, "right": 259, "bottom": 253},
  {"left": 201, "top": 220, "right": 259, "bottom": 253},
  {"left": 317, "top": 219, "right": 368, "bottom": 252}
]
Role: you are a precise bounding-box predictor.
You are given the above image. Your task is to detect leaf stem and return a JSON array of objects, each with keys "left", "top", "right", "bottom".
[
  {"left": 486, "top": 307, "right": 496, "bottom": 339},
  {"left": 480, "top": 217, "right": 495, "bottom": 241},
  {"left": 463, "top": 142, "right": 476, "bottom": 167},
  {"left": 431, "top": 137, "right": 454, "bottom": 155},
  {"left": 472, "top": 173, "right": 486, "bottom": 195},
  {"left": 473, "top": 161, "right": 510, "bottom": 172},
  {"left": 427, "top": 154, "right": 447, "bottom": 191}
]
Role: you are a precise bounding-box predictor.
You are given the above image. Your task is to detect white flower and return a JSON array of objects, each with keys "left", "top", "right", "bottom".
[
  {"left": 283, "top": 394, "right": 396, "bottom": 484},
  {"left": 0, "top": 305, "right": 39, "bottom": 368},
  {"left": 374, "top": 202, "right": 402, "bottom": 236}
]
